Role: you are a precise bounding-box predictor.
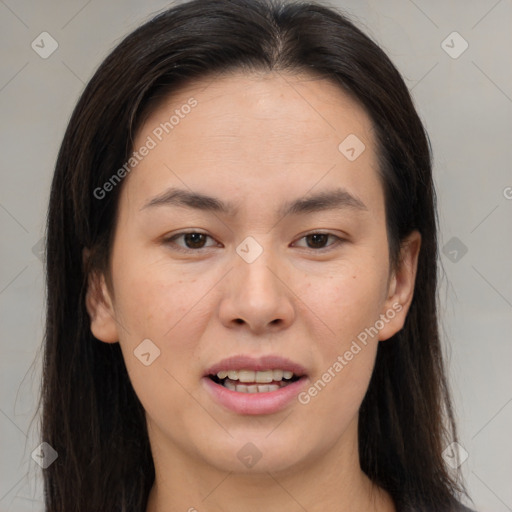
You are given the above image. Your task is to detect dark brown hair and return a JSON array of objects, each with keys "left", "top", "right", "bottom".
[{"left": 40, "top": 0, "right": 471, "bottom": 510}]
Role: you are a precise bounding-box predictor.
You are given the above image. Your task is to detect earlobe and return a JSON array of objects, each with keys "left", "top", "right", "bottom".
[
  {"left": 378, "top": 230, "right": 422, "bottom": 341},
  {"left": 84, "top": 260, "right": 119, "bottom": 344}
]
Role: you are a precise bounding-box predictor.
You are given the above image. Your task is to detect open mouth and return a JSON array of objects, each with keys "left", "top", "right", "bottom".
[{"left": 208, "top": 369, "right": 302, "bottom": 393}]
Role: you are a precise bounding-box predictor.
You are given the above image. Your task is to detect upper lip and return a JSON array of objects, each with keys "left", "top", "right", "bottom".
[{"left": 205, "top": 354, "right": 307, "bottom": 377}]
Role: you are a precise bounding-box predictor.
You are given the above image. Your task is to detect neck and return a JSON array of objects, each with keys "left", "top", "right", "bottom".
[{"left": 145, "top": 416, "right": 395, "bottom": 512}]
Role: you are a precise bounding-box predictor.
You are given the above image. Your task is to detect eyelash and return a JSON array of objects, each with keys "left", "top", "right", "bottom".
[{"left": 163, "top": 231, "right": 345, "bottom": 253}]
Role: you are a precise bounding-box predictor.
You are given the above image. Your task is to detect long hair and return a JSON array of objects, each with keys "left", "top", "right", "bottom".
[{"left": 40, "top": 0, "right": 470, "bottom": 510}]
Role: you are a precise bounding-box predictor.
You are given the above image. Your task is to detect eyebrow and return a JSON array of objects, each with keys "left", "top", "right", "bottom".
[{"left": 141, "top": 186, "right": 368, "bottom": 217}]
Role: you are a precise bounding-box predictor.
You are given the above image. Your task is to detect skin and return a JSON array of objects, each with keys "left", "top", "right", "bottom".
[{"left": 85, "top": 71, "right": 421, "bottom": 512}]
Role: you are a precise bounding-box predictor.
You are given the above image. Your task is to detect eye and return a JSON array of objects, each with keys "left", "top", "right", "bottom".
[
  {"left": 164, "top": 231, "right": 218, "bottom": 252},
  {"left": 164, "top": 230, "right": 344, "bottom": 253},
  {"left": 293, "top": 232, "right": 344, "bottom": 251}
]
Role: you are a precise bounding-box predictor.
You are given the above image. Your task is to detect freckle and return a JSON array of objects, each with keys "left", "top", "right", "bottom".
[{"left": 352, "top": 275, "right": 356, "bottom": 279}]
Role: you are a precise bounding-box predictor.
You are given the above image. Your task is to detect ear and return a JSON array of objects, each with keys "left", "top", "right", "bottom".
[
  {"left": 83, "top": 248, "right": 119, "bottom": 343},
  {"left": 378, "top": 230, "right": 421, "bottom": 341}
]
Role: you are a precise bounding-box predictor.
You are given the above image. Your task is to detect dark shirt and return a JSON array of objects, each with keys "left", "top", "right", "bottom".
[
  {"left": 454, "top": 504, "right": 476, "bottom": 512},
  {"left": 399, "top": 502, "right": 477, "bottom": 512}
]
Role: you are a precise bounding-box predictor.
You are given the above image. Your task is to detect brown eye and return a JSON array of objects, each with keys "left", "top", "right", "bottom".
[
  {"left": 182, "top": 233, "right": 208, "bottom": 249},
  {"left": 305, "top": 233, "right": 330, "bottom": 249},
  {"left": 165, "top": 231, "right": 217, "bottom": 252},
  {"left": 294, "top": 232, "right": 343, "bottom": 251}
]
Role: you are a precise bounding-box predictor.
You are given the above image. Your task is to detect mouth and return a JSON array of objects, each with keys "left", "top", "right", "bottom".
[
  {"left": 202, "top": 355, "right": 308, "bottom": 415},
  {"left": 208, "top": 369, "right": 302, "bottom": 393}
]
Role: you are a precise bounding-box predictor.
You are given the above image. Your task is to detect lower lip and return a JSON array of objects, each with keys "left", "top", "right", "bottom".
[{"left": 202, "top": 376, "right": 308, "bottom": 415}]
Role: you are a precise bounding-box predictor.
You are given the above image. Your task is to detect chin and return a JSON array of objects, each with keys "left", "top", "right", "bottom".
[{"left": 195, "top": 434, "right": 313, "bottom": 475}]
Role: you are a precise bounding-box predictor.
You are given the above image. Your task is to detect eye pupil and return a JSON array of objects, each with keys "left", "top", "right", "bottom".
[
  {"left": 307, "top": 234, "right": 329, "bottom": 248},
  {"left": 184, "top": 233, "right": 206, "bottom": 248}
]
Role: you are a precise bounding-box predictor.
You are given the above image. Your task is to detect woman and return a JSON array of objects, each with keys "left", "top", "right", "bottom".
[{"left": 40, "top": 0, "right": 477, "bottom": 510}]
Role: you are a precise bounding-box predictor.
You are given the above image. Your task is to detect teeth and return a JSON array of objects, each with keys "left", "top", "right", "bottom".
[
  {"left": 224, "top": 379, "right": 236, "bottom": 391},
  {"left": 252, "top": 370, "right": 273, "bottom": 383},
  {"left": 222, "top": 380, "right": 282, "bottom": 393},
  {"left": 238, "top": 370, "right": 255, "bottom": 382},
  {"left": 273, "top": 369, "right": 283, "bottom": 380},
  {"left": 215, "top": 369, "right": 296, "bottom": 382}
]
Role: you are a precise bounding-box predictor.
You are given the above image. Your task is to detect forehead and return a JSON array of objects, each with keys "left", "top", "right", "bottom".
[
  {"left": 145, "top": 71, "right": 371, "bottom": 136},
  {"left": 122, "top": 70, "right": 382, "bottom": 218}
]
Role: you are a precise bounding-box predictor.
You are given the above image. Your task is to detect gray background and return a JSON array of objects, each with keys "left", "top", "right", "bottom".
[{"left": 1, "top": 0, "right": 511, "bottom": 510}]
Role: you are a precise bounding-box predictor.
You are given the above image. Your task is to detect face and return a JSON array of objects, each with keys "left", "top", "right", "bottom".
[{"left": 86, "top": 71, "right": 420, "bottom": 477}]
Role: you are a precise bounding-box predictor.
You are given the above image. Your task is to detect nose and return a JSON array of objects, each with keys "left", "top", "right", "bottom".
[{"left": 218, "top": 243, "right": 296, "bottom": 334}]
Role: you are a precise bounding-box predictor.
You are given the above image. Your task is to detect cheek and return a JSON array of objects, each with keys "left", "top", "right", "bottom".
[
  {"left": 111, "top": 250, "right": 199, "bottom": 335},
  {"left": 111, "top": 262, "right": 206, "bottom": 424},
  {"left": 111, "top": 257, "right": 217, "bottom": 397},
  {"left": 294, "top": 284, "right": 382, "bottom": 457},
  {"left": 299, "top": 259, "right": 387, "bottom": 398},
  {"left": 308, "top": 263, "right": 388, "bottom": 342}
]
